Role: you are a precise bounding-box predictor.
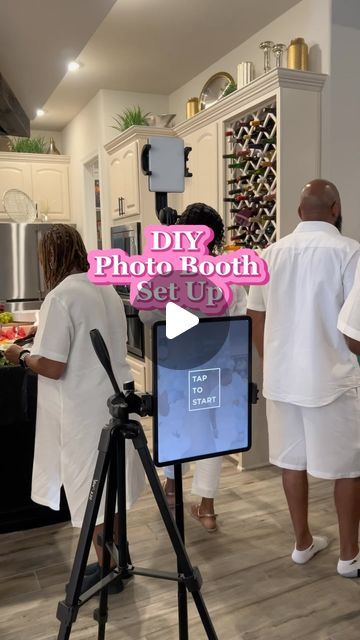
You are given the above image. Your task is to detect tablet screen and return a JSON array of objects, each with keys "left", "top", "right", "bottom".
[{"left": 153, "top": 317, "right": 252, "bottom": 466}]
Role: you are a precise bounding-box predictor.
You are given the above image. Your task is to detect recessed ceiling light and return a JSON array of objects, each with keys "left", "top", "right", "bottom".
[
  {"left": 68, "top": 61, "right": 80, "bottom": 72},
  {"left": 36, "top": 108, "right": 45, "bottom": 117}
]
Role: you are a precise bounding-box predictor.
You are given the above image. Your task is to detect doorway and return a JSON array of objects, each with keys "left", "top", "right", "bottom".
[{"left": 84, "top": 156, "right": 103, "bottom": 249}]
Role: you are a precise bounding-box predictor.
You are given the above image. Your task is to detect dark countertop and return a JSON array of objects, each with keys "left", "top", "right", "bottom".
[{"left": 0, "top": 365, "right": 70, "bottom": 533}]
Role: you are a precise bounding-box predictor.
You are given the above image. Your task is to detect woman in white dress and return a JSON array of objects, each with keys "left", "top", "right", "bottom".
[
  {"left": 6, "top": 225, "right": 144, "bottom": 592},
  {"left": 140, "top": 203, "right": 247, "bottom": 532}
]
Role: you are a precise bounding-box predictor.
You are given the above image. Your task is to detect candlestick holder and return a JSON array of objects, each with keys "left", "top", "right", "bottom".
[
  {"left": 272, "top": 43, "right": 287, "bottom": 68},
  {"left": 259, "top": 41, "right": 274, "bottom": 73}
]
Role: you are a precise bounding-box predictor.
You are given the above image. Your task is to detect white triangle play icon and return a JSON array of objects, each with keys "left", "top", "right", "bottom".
[{"left": 166, "top": 302, "right": 199, "bottom": 340}]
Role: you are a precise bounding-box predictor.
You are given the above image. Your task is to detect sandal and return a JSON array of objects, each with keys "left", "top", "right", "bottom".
[
  {"left": 190, "top": 503, "right": 218, "bottom": 533},
  {"left": 163, "top": 481, "right": 176, "bottom": 509}
]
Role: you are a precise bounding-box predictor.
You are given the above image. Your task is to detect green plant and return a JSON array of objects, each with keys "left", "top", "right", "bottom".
[
  {"left": 111, "top": 106, "right": 150, "bottom": 132},
  {"left": 8, "top": 136, "right": 47, "bottom": 153},
  {"left": 223, "top": 82, "right": 237, "bottom": 98}
]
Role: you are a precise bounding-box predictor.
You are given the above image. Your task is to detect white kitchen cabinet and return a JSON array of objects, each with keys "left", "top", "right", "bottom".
[
  {"left": 109, "top": 141, "right": 140, "bottom": 220},
  {"left": 0, "top": 153, "right": 71, "bottom": 221},
  {"left": 180, "top": 122, "right": 219, "bottom": 210},
  {"left": 0, "top": 162, "right": 32, "bottom": 217},
  {"left": 31, "top": 163, "right": 70, "bottom": 220}
]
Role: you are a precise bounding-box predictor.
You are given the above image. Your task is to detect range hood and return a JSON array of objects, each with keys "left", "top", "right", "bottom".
[{"left": 0, "top": 72, "right": 30, "bottom": 137}]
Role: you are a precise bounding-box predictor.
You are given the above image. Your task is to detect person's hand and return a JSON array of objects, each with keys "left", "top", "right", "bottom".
[
  {"left": 4, "top": 344, "right": 23, "bottom": 365},
  {"left": 26, "top": 325, "right": 38, "bottom": 338}
]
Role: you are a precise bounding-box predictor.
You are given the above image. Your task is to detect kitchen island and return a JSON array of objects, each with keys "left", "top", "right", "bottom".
[{"left": 0, "top": 365, "right": 70, "bottom": 533}]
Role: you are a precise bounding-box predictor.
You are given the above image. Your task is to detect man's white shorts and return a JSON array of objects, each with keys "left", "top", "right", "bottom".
[{"left": 266, "top": 388, "right": 360, "bottom": 479}]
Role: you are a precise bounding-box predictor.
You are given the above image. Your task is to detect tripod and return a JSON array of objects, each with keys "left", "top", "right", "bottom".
[{"left": 56, "top": 329, "right": 218, "bottom": 640}]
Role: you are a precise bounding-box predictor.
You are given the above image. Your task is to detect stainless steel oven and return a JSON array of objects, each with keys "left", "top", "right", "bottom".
[
  {"left": 110, "top": 222, "right": 144, "bottom": 359},
  {"left": 111, "top": 222, "right": 141, "bottom": 297},
  {"left": 123, "top": 298, "right": 144, "bottom": 359}
]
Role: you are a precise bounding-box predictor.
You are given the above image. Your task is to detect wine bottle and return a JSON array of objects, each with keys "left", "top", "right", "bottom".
[
  {"left": 229, "top": 188, "right": 246, "bottom": 196},
  {"left": 263, "top": 192, "right": 276, "bottom": 201},
  {"left": 228, "top": 162, "right": 249, "bottom": 169},
  {"left": 223, "top": 150, "right": 250, "bottom": 159},
  {"left": 227, "top": 177, "right": 248, "bottom": 185},
  {"left": 260, "top": 160, "right": 276, "bottom": 167},
  {"left": 262, "top": 106, "right": 276, "bottom": 115},
  {"left": 248, "top": 138, "right": 276, "bottom": 149}
]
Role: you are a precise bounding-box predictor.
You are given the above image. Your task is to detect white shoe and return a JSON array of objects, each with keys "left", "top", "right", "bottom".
[{"left": 292, "top": 536, "right": 328, "bottom": 564}]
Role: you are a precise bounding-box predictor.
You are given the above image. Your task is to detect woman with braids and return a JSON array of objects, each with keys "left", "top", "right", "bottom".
[
  {"left": 5, "top": 224, "right": 144, "bottom": 592},
  {"left": 140, "top": 203, "right": 247, "bottom": 533}
]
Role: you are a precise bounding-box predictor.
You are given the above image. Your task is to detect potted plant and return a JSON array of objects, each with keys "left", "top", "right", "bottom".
[
  {"left": 111, "top": 106, "right": 150, "bottom": 132},
  {"left": 8, "top": 136, "right": 48, "bottom": 153}
]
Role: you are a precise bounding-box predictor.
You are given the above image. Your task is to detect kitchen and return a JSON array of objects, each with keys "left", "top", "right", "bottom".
[{"left": 0, "top": 0, "right": 360, "bottom": 638}]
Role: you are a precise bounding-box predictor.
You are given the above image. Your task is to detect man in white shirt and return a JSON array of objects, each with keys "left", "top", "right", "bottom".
[
  {"left": 338, "top": 259, "right": 360, "bottom": 356},
  {"left": 247, "top": 179, "right": 360, "bottom": 578}
]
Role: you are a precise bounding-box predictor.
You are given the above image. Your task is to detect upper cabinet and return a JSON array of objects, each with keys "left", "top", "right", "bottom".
[
  {"left": 0, "top": 162, "right": 32, "bottom": 206},
  {"left": 0, "top": 153, "right": 71, "bottom": 221},
  {"left": 179, "top": 122, "right": 219, "bottom": 211},
  {"left": 105, "top": 127, "right": 175, "bottom": 237},
  {"left": 109, "top": 141, "right": 140, "bottom": 219},
  {"left": 31, "top": 163, "right": 70, "bottom": 220}
]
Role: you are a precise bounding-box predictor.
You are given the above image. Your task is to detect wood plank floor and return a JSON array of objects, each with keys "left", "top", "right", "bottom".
[{"left": 0, "top": 459, "right": 359, "bottom": 639}]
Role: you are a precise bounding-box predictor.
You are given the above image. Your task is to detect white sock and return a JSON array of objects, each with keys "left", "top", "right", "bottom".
[
  {"left": 291, "top": 536, "right": 328, "bottom": 564},
  {"left": 337, "top": 554, "right": 360, "bottom": 578}
]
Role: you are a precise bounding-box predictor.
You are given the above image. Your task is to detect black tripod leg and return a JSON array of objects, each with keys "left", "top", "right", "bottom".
[
  {"left": 56, "top": 425, "right": 114, "bottom": 640},
  {"left": 132, "top": 424, "right": 219, "bottom": 640},
  {"left": 95, "top": 434, "right": 118, "bottom": 640},
  {"left": 174, "top": 464, "right": 189, "bottom": 640},
  {"left": 115, "top": 432, "right": 129, "bottom": 575}
]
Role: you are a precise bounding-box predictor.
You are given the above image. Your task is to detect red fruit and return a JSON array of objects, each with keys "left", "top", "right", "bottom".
[{"left": 1, "top": 327, "right": 16, "bottom": 340}]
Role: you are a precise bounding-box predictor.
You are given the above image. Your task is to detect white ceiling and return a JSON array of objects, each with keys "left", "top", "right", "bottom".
[
  {"left": 0, "top": 0, "right": 117, "bottom": 119},
  {"left": 1, "top": 0, "right": 300, "bottom": 131}
]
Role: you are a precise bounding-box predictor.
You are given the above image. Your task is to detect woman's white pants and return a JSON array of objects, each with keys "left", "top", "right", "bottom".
[{"left": 163, "top": 456, "right": 223, "bottom": 498}]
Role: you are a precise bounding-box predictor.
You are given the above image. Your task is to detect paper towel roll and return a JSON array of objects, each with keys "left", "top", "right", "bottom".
[{"left": 237, "top": 62, "right": 254, "bottom": 88}]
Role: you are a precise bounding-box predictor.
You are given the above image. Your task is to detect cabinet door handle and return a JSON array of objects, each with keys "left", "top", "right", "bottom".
[{"left": 115, "top": 197, "right": 125, "bottom": 216}]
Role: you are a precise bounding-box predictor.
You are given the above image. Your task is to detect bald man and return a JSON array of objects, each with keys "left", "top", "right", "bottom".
[{"left": 248, "top": 179, "right": 360, "bottom": 578}]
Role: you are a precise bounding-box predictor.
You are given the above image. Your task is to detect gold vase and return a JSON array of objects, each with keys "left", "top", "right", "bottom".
[
  {"left": 186, "top": 97, "right": 199, "bottom": 119},
  {"left": 287, "top": 38, "right": 309, "bottom": 71}
]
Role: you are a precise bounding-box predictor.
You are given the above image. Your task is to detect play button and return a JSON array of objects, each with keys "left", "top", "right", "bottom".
[{"left": 166, "top": 302, "right": 199, "bottom": 339}]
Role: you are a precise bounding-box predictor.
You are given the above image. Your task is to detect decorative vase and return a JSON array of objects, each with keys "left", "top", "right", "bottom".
[
  {"left": 186, "top": 97, "right": 199, "bottom": 119},
  {"left": 47, "top": 137, "right": 60, "bottom": 155},
  {"left": 259, "top": 41, "right": 275, "bottom": 73},
  {"left": 287, "top": 38, "right": 309, "bottom": 71},
  {"left": 237, "top": 62, "right": 254, "bottom": 88},
  {"left": 272, "top": 44, "right": 287, "bottom": 68}
]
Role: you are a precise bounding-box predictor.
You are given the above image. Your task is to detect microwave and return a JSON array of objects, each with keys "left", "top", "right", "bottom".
[{"left": 111, "top": 222, "right": 141, "bottom": 297}]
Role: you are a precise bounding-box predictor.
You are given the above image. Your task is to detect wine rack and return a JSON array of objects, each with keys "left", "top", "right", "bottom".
[{"left": 224, "top": 102, "right": 277, "bottom": 250}]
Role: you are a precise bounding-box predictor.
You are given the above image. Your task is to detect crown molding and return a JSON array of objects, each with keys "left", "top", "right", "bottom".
[
  {"left": 105, "top": 126, "right": 175, "bottom": 154},
  {"left": 0, "top": 152, "right": 70, "bottom": 164}
]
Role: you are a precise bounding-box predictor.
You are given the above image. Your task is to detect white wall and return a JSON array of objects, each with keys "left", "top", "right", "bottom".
[
  {"left": 169, "top": 0, "right": 332, "bottom": 123},
  {"left": 61, "top": 92, "right": 102, "bottom": 248},
  {"left": 321, "top": 0, "right": 360, "bottom": 241},
  {"left": 61, "top": 88, "right": 169, "bottom": 248}
]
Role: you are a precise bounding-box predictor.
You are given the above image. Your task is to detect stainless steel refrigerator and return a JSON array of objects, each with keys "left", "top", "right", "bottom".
[{"left": 0, "top": 223, "right": 54, "bottom": 310}]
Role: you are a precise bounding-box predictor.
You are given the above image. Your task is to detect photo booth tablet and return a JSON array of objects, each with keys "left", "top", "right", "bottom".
[{"left": 153, "top": 316, "right": 252, "bottom": 466}]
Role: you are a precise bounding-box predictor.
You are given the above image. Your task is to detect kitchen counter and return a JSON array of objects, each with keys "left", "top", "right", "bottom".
[{"left": 0, "top": 365, "right": 70, "bottom": 533}]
